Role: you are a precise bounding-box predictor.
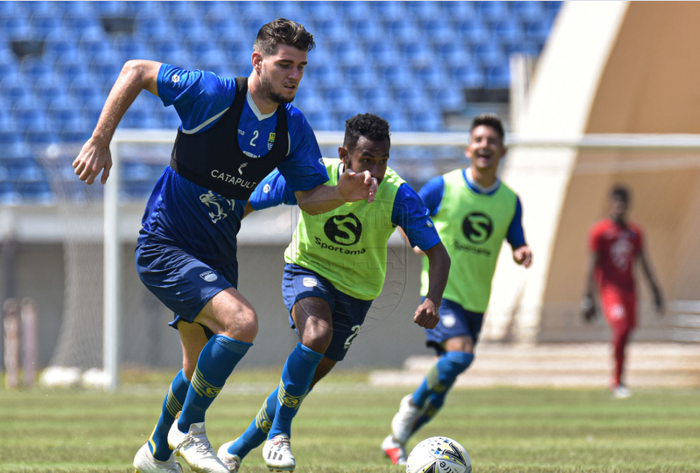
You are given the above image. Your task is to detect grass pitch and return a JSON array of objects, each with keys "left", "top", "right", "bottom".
[{"left": 1, "top": 370, "right": 699, "bottom": 473}]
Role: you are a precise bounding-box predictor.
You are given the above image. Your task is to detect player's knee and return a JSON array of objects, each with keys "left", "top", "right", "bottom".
[
  {"left": 302, "top": 328, "right": 332, "bottom": 353},
  {"left": 225, "top": 306, "right": 258, "bottom": 343}
]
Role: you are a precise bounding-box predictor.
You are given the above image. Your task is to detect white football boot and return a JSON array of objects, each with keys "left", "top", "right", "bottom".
[
  {"left": 167, "top": 421, "right": 229, "bottom": 473},
  {"left": 612, "top": 385, "right": 632, "bottom": 399},
  {"left": 217, "top": 439, "right": 241, "bottom": 473},
  {"left": 391, "top": 394, "right": 422, "bottom": 444},
  {"left": 381, "top": 434, "right": 407, "bottom": 465},
  {"left": 262, "top": 434, "right": 296, "bottom": 472},
  {"left": 133, "top": 442, "right": 183, "bottom": 473}
]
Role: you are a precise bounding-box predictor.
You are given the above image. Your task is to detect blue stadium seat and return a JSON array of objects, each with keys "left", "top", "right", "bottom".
[
  {"left": 376, "top": 65, "right": 415, "bottom": 87},
  {"left": 511, "top": 1, "right": 546, "bottom": 21},
  {"left": 454, "top": 20, "right": 490, "bottom": 45},
  {"left": 59, "top": 1, "right": 95, "bottom": 16},
  {"left": 82, "top": 96, "right": 107, "bottom": 126},
  {"left": 324, "top": 87, "right": 359, "bottom": 116},
  {"left": 357, "top": 87, "right": 393, "bottom": 113},
  {"left": 0, "top": 131, "right": 21, "bottom": 146},
  {"left": 544, "top": 1, "right": 563, "bottom": 18},
  {"left": 163, "top": 0, "right": 199, "bottom": 17},
  {"left": 420, "top": 19, "right": 456, "bottom": 42},
  {"left": 25, "top": 1, "right": 59, "bottom": 15},
  {"left": 197, "top": 50, "right": 230, "bottom": 75},
  {"left": 0, "top": 182, "right": 22, "bottom": 205},
  {"left": 60, "top": 129, "right": 91, "bottom": 144},
  {"left": 347, "top": 19, "right": 383, "bottom": 43},
  {"left": 0, "top": 165, "right": 8, "bottom": 182},
  {"left": 0, "top": 73, "right": 31, "bottom": 103},
  {"left": 0, "top": 51, "right": 19, "bottom": 77},
  {"left": 170, "top": 17, "right": 207, "bottom": 41},
  {"left": 156, "top": 109, "right": 182, "bottom": 130},
  {"left": 393, "top": 86, "right": 432, "bottom": 110},
  {"left": 16, "top": 181, "right": 54, "bottom": 204},
  {"left": 342, "top": 65, "right": 376, "bottom": 88},
  {"left": 330, "top": 41, "right": 365, "bottom": 66},
  {"left": 91, "top": 1, "right": 127, "bottom": 16},
  {"left": 434, "top": 40, "right": 473, "bottom": 64},
  {"left": 78, "top": 29, "right": 113, "bottom": 58},
  {"left": 0, "top": 108, "right": 14, "bottom": 131},
  {"left": 113, "top": 34, "right": 153, "bottom": 61},
  {"left": 25, "top": 128, "right": 58, "bottom": 145},
  {"left": 485, "top": 65, "right": 511, "bottom": 88},
  {"left": 506, "top": 41, "right": 543, "bottom": 57},
  {"left": 449, "top": 64, "right": 486, "bottom": 88},
  {"left": 332, "top": 2, "right": 368, "bottom": 20},
  {"left": 1, "top": 15, "right": 33, "bottom": 39},
  {"left": 414, "top": 66, "right": 451, "bottom": 87},
  {"left": 0, "top": 141, "right": 32, "bottom": 160},
  {"left": 365, "top": 42, "right": 401, "bottom": 66},
  {"left": 400, "top": 41, "right": 433, "bottom": 67},
  {"left": 134, "top": 14, "right": 170, "bottom": 39},
  {"left": 12, "top": 97, "right": 48, "bottom": 132},
  {"left": 492, "top": 19, "right": 524, "bottom": 44},
  {"left": 63, "top": 13, "right": 101, "bottom": 35},
  {"left": 405, "top": 1, "right": 442, "bottom": 20},
  {"left": 29, "top": 12, "right": 65, "bottom": 38},
  {"left": 473, "top": 43, "right": 507, "bottom": 67},
  {"left": 207, "top": 17, "right": 244, "bottom": 41},
  {"left": 68, "top": 78, "right": 101, "bottom": 104},
  {"left": 304, "top": 110, "right": 335, "bottom": 132},
  {"left": 373, "top": 110, "right": 411, "bottom": 132},
  {"left": 43, "top": 32, "right": 79, "bottom": 61},
  {"left": 411, "top": 110, "right": 444, "bottom": 132},
  {"left": 14, "top": 163, "right": 45, "bottom": 183},
  {"left": 441, "top": 1, "right": 476, "bottom": 19},
  {"left": 429, "top": 87, "right": 465, "bottom": 113},
  {"left": 372, "top": 1, "right": 406, "bottom": 21},
  {"left": 525, "top": 20, "right": 553, "bottom": 42},
  {"left": 312, "top": 19, "right": 350, "bottom": 42},
  {"left": 19, "top": 57, "right": 54, "bottom": 82},
  {"left": 187, "top": 38, "right": 220, "bottom": 58},
  {"left": 120, "top": 108, "right": 152, "bottom": 130},
  {"left": 475, "top": 1, "right": 510, "bottom": 21},
  {"left": 384, "top": 20, "right": 420, "bottom": 43},
  {"left": 0, "top": 1, "right": 26, "bottom": 16},
  {"left": 89, "top": 59, "right": 123, "bottom": 84},
  {"left": 33, "top": 76, "right": 69, "bottom": 103},
  {"left": 309, "top": 63, "right": 341, "bottom": 88}
]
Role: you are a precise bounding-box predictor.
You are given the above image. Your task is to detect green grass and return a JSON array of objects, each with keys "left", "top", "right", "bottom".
[{"left": 1, "top": 370, "right": 699, "bottom": 472}]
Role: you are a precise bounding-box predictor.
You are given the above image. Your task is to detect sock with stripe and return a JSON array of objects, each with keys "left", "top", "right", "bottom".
[
  {"left": 149, "top": 369, "right": 190, "bottom": 461},
  {"left": 268, "top": 342, "right": 324, "bottom": 439},
  {"left": 228, "top": 387, "right": 279, "bottom": 459},
  {"left": 178, "top": 334, "right": 252, "bottom": 432},
  {"left": 411, "top": 351, "right": 474, "bottom": 408}
]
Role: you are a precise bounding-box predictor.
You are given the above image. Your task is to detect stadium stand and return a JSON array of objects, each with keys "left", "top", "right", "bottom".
[{"left": 0, "top": 1, "right": 561, "bottom": 202}]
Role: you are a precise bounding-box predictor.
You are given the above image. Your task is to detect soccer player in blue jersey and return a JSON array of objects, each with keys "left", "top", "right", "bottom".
[
  {"left": 72, "top": 19, "right": 378, "bottom": 473},
  {"left": 382, "top": 114, "right": 533, "bottom": 465},
  {"left": 214, "top": 113, "right": 451, "bottom": 472}
]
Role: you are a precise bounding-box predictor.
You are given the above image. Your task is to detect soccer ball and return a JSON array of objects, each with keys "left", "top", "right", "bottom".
[{"left": 406, "top": 436, "right": 471, "bottom": 473}]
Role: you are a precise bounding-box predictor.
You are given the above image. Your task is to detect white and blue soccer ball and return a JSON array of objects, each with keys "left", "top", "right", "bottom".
[{"left": 405, "top": 436, "right": 472, "bottom": 473}]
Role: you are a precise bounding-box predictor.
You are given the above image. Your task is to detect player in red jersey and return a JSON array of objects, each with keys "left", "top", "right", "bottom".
[{"left": 582, "top": 185, "right": 664, "bottom": 398}]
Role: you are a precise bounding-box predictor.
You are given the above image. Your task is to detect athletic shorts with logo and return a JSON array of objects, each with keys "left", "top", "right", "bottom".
[
  {"left": 599, "top": 285, "right": 637, "bottom": 333},
  {"left": 424, "top": 298, "right": 484, "bottom": 355},
  {"left": 281, "top": 263, "right": 372, "bottom": 361},
  {"left": 135, "top": 239, "right": 237, "bottom": 329}
]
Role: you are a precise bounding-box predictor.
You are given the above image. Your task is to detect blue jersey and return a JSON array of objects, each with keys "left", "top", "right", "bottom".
[
  {"left": 138, "top": 64, "right": 328, "bottom": 263},
  {"left": 249, "top": 166, "right": 441, "bottom": 251},
  {"left": 419, "top": 170, "right": 526, "bottom": 249}
]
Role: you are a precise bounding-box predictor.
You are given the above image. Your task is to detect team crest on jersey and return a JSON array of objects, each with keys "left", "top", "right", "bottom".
[
  {"left": 267, "top": 132, "right": 276, "bottom": 150},
  {"left": 199, "top": 191, "right": 235, "bottom": 223},
  {"left": 200, "top": 271, "right": 218, "bottom": 282}
]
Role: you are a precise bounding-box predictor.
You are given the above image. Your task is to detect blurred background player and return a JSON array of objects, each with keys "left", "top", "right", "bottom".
[
  {"left": 216, "top": 113, "right": 450, "bottom": 472},
  {"left": 382, "top": 114, "right": 533, "bottom": 465},
  {"left": 72, "top": 18, "right": 377, "bottom": 473},
  {"left": 582, "top": 185, "right": 664, "bottom": 399}
]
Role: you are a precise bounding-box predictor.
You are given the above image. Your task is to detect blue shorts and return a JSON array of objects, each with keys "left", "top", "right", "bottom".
[
  {"left": 281, "top": 264, "right": 372, "bottom": 362},
  {"left": 424, "top": 298, "right": 484, "bottom": 355},
  {"left": 135, "top": 240, "right": 237, "bottom": 328}
]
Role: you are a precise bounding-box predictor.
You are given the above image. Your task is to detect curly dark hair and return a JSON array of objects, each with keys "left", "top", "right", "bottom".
[
  {"left": 343, "top": 113, "right": 391, "bottom": 151},
  {"left": 471, "top": 113, "right": 505, "bottom": 142},
  {"left": 254, "top": 18, "right": 315, "bottom": 56},
  {"left": 610, "top": 185, "right": 631, "bottom": 203}
]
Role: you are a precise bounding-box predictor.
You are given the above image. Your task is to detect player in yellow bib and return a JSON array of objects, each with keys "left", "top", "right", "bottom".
[
  {"left": 383, "top": 114, "right": 533, "bottom": 464},
  {"left": 216, "top": 114, "right": 451, "bottom": 472}
]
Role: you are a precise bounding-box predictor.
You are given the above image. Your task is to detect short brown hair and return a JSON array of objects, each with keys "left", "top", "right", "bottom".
[
  {"left": 254, "top": 18, "right": 315, "bottom": 56},
  {"left": 471, "top": 113, "right": 505, "bottom": 142}
]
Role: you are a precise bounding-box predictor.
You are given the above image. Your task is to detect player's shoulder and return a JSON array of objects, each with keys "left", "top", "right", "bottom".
[
  {"left": 626, "top": 221, "right": 644, "bottom": 236},
  {"left": 589, "top": 218, "right": 611, "bottom": 235},
  {"left": 383, "top": 166, "right": 407, "bottom": 189},
  {"left": 495, "top": 179, "right": 518, "bottom": 199}
]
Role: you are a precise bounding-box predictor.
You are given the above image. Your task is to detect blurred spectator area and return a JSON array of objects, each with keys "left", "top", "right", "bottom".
[{"left": 0, "top": 1, "right": 561, "bottom": 202}]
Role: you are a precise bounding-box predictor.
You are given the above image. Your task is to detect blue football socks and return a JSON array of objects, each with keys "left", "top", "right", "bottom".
[
  {"left": 411, "top": 351, "right": 474, "bottom": 409},
  {"left": 268, "top": 342, "right": 324, "bottom": 439},
  {"left": 149, "top": 369, "right": 189, "bottom": 461},
  {"left": 228, "top": 387, "right": 279, "bottom": 459},
  {"left": 178, "top": 335, "right": 252, "bottom": 432}
]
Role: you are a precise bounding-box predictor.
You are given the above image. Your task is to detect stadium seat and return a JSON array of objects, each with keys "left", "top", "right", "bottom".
[
  {"left": 0, "top": 183, "right": 22, "bottom": 205},
  {"left": 525, "top": 20, "right": 553, "bottom": 42},
  {"left": 90, "top": 1, "right": 127, "bottom": 16},
  {"left": 454, "top": 20, "right": 490, "bottom": 46},
  {"left": 197, "top": 50, "right": 230, "bottom": 75},
  {"left": 406, "top": 1, "right": 443, "bottom": 19},
  {"left": 330, "top": 41, "right": 365, "bottom": 67},
  {"left": 0, "top": 15, "right": 33, "bottom": 40},
  {"left": 312, "top": 18, "right": 350, "bottom": 42},
  {"left": 207, "top": 17, "right": 244, "bottom": 41},
  {"left": 0, "top": 73, "right": 32, "bottom": 103},
  {"left": 332, "top": 2, "right": 368, "bottom": 21},
  {"left": 301, "top": 110, "right": 335, "bottom": 132},
  {"left": 170, "top": 17, "right": 207, "bottom": 41},
  {"left": 441, "top": 1, "right": 477, "bottom": 19},
  {"left": 376, "top": 65, "right": 415, "bottom": 88},
  {"left": 414, "top": 66, "right": 451, "bottom": 87},
  {"left": 63, "top": 13, "right": 101, "bottom": 36},
  {"left": 429, "top": 87, "right": 466, "bottom": 113},
  {"left": 373, "top": 109, "right": 411, "bottom": 132},
  {"left": 29, "top": 12, "right": 65, "bottom": 38},
  {"left": 309, "top": 63, "right": 341, "bottom": 88},
  {"left": 372, "top": 1, "right": 407, "bottom": 21},
  {"left": 475, "top": 1, "right": 510, "bottom": 21},
  {"left": 473, "top": 43, "right": 507, "bottom": 67},
  {"left": 134, "top": 14, "right": 170, "bottom": 39},
  {"left": 0, "top": 1, "right": 26, "bottom": 16},
  {"left": 78, "top": 29, "right": 113, "bottom": 58},
  {"left": 324, "top": 87, "right": 359, "bottom": 116},
  {"left": 400, "top": 41, "right": 433, "bottom": 67},
  {"left": 0, "top": 141, "right": 32, "bottom": 160},
  {"left": 157, "top": 109, "right": 182, "bottom": 130},
  {"left": 365, "top": 42, "right": 401, "bottom": 67},
  {"left": 347, "top": 19, "right": 383, "bottom": 43},
  {"left": 342, "top": 65, "right": 376, "bottom": 88},
  {"left": 25, "top": 128, "right": 58, "bottom": 145},
  {"left": 393, "top": 86, "right": 433, "bottom": 110},
  {"left": 33, "top": 76, "right": 69, "bottom": 103},
  {"left": 113, "top": 34, "right": 154, "bottom": 61},
  {"left": 16, "top": 180, "right": 54, "bottom": 204},
  {"left": 19, "top": 57, "right": 54, "bottom": 82},
  {"left": 485, "top": 65, "right": 511, "bottom": 89},
  {"left": 511, "top": 1, "right": 546, "bottom": 21},
  {"left": 420, "top": 19, "right": 456, "bottom": 42},
  {"left": 43, "top": 33, "right": 79, "bottom": 61},
  {"left": 449, "top": 64, "right": 486, "bottom": 88},
  {"left": 12, "top": 97, "right": 48, "bottom": 132},
  {"left": 59, "top": 1, "right": 95, "bottom": 16},
  {"left": 492, "top": 20, "right": 525, "bottom": 45},
  {"left": 411, "top": 110, "right": 444, "bottom": 132},
  {"left": 357, "top": 87, "right": 393, "bottom": 113},
  {"left": 384, "top": 20, "right": 420, "bottom": 43},
  {"left": 0, "top": 51, "right": 19, "bottom": 77},
  {"left": 506, "top": 41, "right": 543, "bottom": 58}
]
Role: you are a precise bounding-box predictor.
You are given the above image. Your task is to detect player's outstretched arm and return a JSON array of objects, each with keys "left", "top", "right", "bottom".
[
  {"left": 581, "top": 252, "right": 599, "bottom": 322},
  {"left": 414, "top": 242, "right": 450, "bottom": 329},
  {"left": 512, "top": 245, "right": 533, "bottom": 268},
  {"left": 73, "top": 60, "right": 161, "bottom": 185},
  {"left": 295, "top": 169, "right": 378, "bottom": 215},
  {"left": 638, "top": 248, "right": 664, "bottom": 316}
]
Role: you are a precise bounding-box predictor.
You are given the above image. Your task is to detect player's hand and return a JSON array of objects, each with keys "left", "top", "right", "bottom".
[
  {"left": 581, "top": 295, "right": 597, "bottom": 322},
  {"left": 337, "top": 169, "right": 378, "bottom": 203},
  {"left": 653, "top": 287, "right": 665, "bottom": 317},
  {"left": 513, "top": 245, "right": 533, "bottom": 268},
  {"left": 414, "top": 298, "right": 440, "bottom": 329},
  {"left": 73, "top": 137, "right": 112, "bottom": 185}
]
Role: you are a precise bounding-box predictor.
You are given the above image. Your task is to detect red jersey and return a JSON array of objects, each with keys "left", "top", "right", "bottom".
[{"left": 589, "top": 218, "right": 643, "bottom": 292}]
